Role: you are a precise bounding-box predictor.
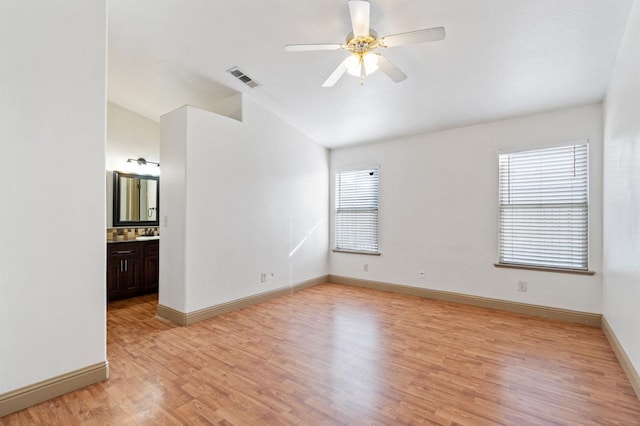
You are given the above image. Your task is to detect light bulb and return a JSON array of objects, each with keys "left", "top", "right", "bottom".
[{"left": 345, "top": 53, "right": 379, "bottom": 77}]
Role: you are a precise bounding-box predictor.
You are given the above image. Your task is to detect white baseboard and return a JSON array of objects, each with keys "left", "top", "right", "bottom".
[
  {"left": 157, "top": 275, "right": 328, "bottom": 326},
  {"left": 329, "top": 274, "right": 601, "bottom": 327},
  {"left": 0, "top": 361, "right": 109, "bottom": 418},
  {"left": 601, "top": 316, "right": 640, "bottom": 400}
]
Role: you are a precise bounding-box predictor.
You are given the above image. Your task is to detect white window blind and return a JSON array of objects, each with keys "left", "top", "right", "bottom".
[
  {"left": 498, "top": 143, "right": 589, "bottom": 270},
  {"left": 335, "top": 167, "right": 379, "bottom": 253}
]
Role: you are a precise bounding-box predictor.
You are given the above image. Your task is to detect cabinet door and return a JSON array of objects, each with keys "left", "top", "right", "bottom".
[
  {"left": 107, "top": 258, "right": 122, "bottom": 301},
  {"left": 107, "top": 242, "right": 143, "bottom": 301},
  {"left": 144, "top": 253, "right": 159, "bottom": 291},
  {"left": 121, "top": 256, "right": 143, "bottom": 296},
  {"left": 143, "top": 241, "right": 159, "bottom": 292}
]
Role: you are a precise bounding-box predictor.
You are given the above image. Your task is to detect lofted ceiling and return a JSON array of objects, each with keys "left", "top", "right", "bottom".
[{"left": 108, "top": 0, "right": 634, "bottom": 149}]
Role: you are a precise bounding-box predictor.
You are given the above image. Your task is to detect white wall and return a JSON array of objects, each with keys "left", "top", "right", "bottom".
[
  {"left": 0, "top": 1, "right": 106, "bottom": 393},
  {"left": 106, "top": 102, "right": 160, "bottom": 172},
  {"left": 106, "top": 102, "right": 160, "bottom": 227},
  {"left": 160, "top": 98, "right": 329, "bottom": 314},
  {"left": 158, "top": 108, "right": 188, "bottom": 311},
  {"left": 603, "top": 0, "right": 640, "bottom": 375},
  {"left": 330, "top": 104, "right": 603, "bottom": 313}
]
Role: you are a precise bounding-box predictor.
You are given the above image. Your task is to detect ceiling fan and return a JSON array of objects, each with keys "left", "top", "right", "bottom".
[{"left": 284, "top": 0, "right": 445, "bottom": 87}]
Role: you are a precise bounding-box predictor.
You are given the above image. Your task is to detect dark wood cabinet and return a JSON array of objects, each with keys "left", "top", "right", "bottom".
[
  {"left": 107, "top": 240, "right": 159, "bottom": 302},
  {"left": 143, "top": 240, "right": 159, "bottom": 291}
]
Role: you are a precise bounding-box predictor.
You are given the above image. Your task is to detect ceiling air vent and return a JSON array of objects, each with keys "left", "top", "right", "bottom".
[{"left": 227, "top": 67, "right": 259, "bottom": 88}]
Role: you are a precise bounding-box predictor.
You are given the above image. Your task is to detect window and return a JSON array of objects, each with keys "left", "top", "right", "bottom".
[
  {"left": 498, "top": 142, "right": 588, "bottom": 270},
  {"left": 334, "top": 167, "right": 379, "bottom": 254}
]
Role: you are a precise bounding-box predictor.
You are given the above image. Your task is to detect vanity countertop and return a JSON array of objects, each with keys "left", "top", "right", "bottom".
[{"left": 107, "top": 236, "right": 159, "bottom": 244}]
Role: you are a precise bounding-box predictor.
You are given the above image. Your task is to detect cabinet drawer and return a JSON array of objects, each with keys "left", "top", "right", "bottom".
[{"left": 108, "top": 242, "right": 140, "bottom": 258}]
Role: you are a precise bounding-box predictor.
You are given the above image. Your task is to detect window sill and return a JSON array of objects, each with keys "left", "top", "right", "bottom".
[
  {"left": 493, "top": 263, "right": 595, "bottom": 276},
  {"left": 332, "top": 249, "right": 381, "bottom": 256}
]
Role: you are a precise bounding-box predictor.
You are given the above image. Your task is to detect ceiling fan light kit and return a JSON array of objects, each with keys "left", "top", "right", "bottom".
[
  {"left": 345, "top": 53, "right": 379, "bottom": 77},
  {"left": 284, "top": 0, "right": 445, "bottom": 87}
]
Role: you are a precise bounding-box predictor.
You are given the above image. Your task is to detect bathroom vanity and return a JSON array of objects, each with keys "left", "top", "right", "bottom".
[
  {"left": 107, "top": 170, "right": 160, "bottom": 302},
  {"left": 107, "top": 238, "right": 159, "bottom": 301}
]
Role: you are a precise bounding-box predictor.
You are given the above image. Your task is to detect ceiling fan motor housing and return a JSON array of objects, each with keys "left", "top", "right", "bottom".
[{"left": 346, "top": 30, "right": 381, "bottom": 54}]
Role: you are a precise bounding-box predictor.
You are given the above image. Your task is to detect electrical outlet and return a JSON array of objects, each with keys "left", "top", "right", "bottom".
[
  {"left": 364, "top": 264, "right": 369, "bottom": 272},
  {"left": 418, "top": 269, "right": 425, "bottom": 279},
  {"left": 518, "top": 281, "right": 527, "bottom": 292},
  {"left": 261, "top": 273, "right": 267, "bottom": 283}
]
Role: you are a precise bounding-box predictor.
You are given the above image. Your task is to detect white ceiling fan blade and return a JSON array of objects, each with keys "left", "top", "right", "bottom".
[
  {"left": 381, "top": 27, "right": 446, "bottom": 48},
  {"left": 349, "top": 0, "right": 370, "bottom": 37},
  {"left": 322, "top": 57, "right": 350, "bottom": 87},
  {"left": 376, "top": 54, "right": 407, "bottom": 82},
  {"left": 284, "top": 44, "right": 344, "bottom": 52}
]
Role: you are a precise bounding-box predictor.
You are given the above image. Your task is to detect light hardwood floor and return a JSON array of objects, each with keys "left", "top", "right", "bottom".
[{"left": 3, "top": 283, "right": 640, "bottom": 425}]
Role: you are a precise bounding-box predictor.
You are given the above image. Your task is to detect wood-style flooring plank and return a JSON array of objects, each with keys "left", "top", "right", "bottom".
[{"left": 2, "top": 283, "right": 640, "bottom": 425}]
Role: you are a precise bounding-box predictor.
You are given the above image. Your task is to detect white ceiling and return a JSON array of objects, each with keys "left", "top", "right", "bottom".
[{"left": 108, "top": 0, "right": 634, "bottom": 149}]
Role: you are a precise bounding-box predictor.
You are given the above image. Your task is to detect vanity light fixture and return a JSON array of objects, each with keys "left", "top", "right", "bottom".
[{"left": 127, "top": 157, "right": 160, "bottom": 167}]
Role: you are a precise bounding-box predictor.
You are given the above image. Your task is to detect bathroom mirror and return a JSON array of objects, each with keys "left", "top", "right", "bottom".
[{"left": 113, "top": 171, "right": 159, "bottom": 227}]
